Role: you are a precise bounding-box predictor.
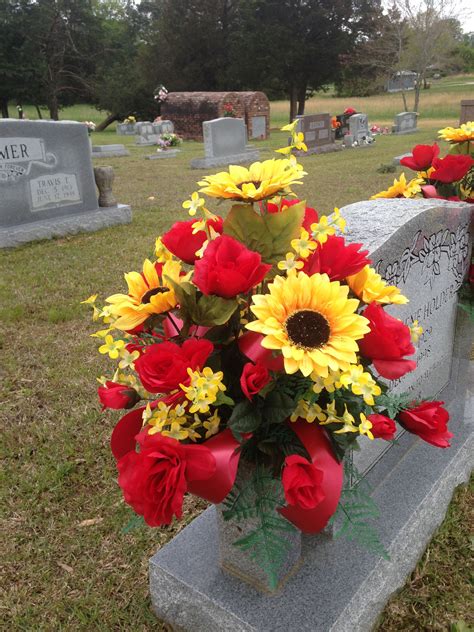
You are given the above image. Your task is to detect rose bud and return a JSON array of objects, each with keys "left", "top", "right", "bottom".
[
  {"left": 162, "top": 216, "right": 223, "bottom": 264},
  {"left": 282, "top": 454, "right": 325, "bottom": 510},
  {"left": 367, "top": 414, "right": 396, "bottom": 441},
  {"left": 240, "top": 362, "right": 270, "bottom": 400},
  {"left": 398, "top": 401, "right": 452, "bottom": 448},
  {"left": 98, "top": 381, "right": 140, "bottom": 410}
]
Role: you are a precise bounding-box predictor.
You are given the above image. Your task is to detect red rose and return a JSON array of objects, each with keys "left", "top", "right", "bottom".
[
  {"left": 135, "top": 338, "right": 213, "bottom": 393},
  {"left": 430, "top": 155, "right": 474, "bottom": 184},
  {"left": 267, "top": 199, "right": 319, "bottom": 231},
  {"left": 162, "top": 216, "right": 223, "bottom": 264},
  {"left": 240, "top": 362, "right": 270, "bottom": 400},
  {"left": 193, "top": 235, "right": 271, "bottom": 298},
  {"left": 398, "top": 401, "right": 452, "bottom": 448},
  {"left": 98, "top": 381, "right": 140, "bottom": 410},
  {"left": 117, "top": 431, "right": 216, "bottom": 526},
  {"left": 359, "top": 303, "right": 416, "bottom": 380},
  {"left": 301, "top": 235, "right": 370, "bottom": 280},
  {"left": 367, "top": 414, "right": 396, "bottom": 441},
  {"left": 282, "top": 455, "right": 325, "bottom": 510},
  {"left": 400, "top": 144, "right": 440, "bottom": 171}
]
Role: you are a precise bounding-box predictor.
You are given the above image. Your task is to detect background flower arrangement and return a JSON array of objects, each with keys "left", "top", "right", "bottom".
[
  {"left": 157, "top": 132, "right": 182, "bottom": 150},
  {"left": 84, "top": 122, "right": 453, "bottom": 589},
  {"left": 372, "top": 122, "right": 474, "bottom": 201}
]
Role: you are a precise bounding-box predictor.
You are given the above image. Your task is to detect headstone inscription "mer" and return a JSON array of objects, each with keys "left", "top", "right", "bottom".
[
  {"left": 295, "top": 113, "right": 340, "bottom": 155},
  {"left": 148, "top": 198, "right": 472, "bottom": 632},
  {"left": 392, "top": 111, "right": 418, "bottom": 134},
  {"left": 0, "top": 119, "right": 131, "bottom": 248},
  {"left": 190, "top": 118, "right": 259, "bottom": 169}
]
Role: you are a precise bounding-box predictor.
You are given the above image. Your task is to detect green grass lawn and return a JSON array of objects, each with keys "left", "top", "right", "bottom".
[{"left": 1, "top": 111, "right": 473, "bottom": 630}]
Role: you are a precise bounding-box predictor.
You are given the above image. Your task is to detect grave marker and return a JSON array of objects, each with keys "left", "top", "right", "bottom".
[
  {"left": 190, "top": 118, "right": 259, "bottom": 169},
  {"left": 344, "top": 113, "right": 374, "bottom": 147},
  {"left": 0, "top": 119, "right": 131, "bottom": 248},
  {"left": 148, "top": 198, "right": 472, "bottom": 632},
  {"left": 459, "top": 99, "right": 474, "bottom": 124},
  {"left": 392, "top": 112, "right": 418, "bottom": 134},
  {"left": 295, "top": 113, "right": 340, "bottom": 155}
]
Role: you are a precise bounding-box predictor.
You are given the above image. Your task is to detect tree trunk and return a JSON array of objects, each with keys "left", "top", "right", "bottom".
[
  {"left": 49, "top": 94, "right": 59, "bottom": 120},
  {"left": 289, "top": 85, "right": 298, "bottom": 122},
  {"left": 401, "top": 89, "right": 408, "bottom": 112},
  {"left": 1, "top": 97, "right": 9, "bottom": 118},
  {"left": 297, "top": 85, "right": 306, "bottom": 116},
  {"left": 95, "top": 112, "right": 120, "bottom": 132},
  {"left": 413, "top": 76, "right": 422, "bottom": 113},
  {"left": 35, "top": 105, "right": 43, "bottom": 119}
]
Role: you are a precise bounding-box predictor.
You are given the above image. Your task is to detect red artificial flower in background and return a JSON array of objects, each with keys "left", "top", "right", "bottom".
[
  {"left": 98, "top": 381, "right": 140, "bottom": 410},
  {"left": 398, "top": 401, "right": 452, "bottom": 448},
  {"left": 400, "top": 144, "right": 440, "bottom": 172},
  {"left": 162, "top": 217, "right": 223, "bottom": 264},
  {"left": 430, "top": 154, "right": 474, "bottom": 184},
  {"left": 267, "top": 198, "right": 319, "bottom": 232},
  {"left": 344, "top": 107, "right": 356, "bottom": 115},
  {"left": 117, "top": 431, "right": 216, "bottom": 526},
  {"left": 420, "top": 185, "right": 461, "bottom": 201},
  {"left": 135, "top": 338, "right": 213, "bottom": 393},
  {"left": 240, "top": 362, "right": 271, "bottom": 400},
  {"left": 301, "top": 235, "right": 370, "bottom": 281},
  {"left": 359, "top": 303, "right": 416, "bottom": 380},
  {"left": 193, "top": 235, "right": 271, "bottom": 298},
  {"left": 367, "top": 414, "right": 396, "bottom": 441},
  {"left": 282, "top": 455, "right": 325, "bottom": 510}
]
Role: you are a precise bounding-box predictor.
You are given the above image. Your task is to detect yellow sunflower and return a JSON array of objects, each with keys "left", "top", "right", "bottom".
[
  {"left": 438, "top": 122, "right": 474, "bottom": 144},
  {"left": 106, "top": 259, "right": 188, "bottom": 331},
  {"left": 347, "top": 265, "right": 408, "bottom": 305},
  {"left": 371, "top": 173, "right": 423, "bottom": 199},
  {"left": 246, "top": 272, "right": 370, "bottom": 377},
  {"left": 198, "top": 158, "right": 305, "bottom": 202}
]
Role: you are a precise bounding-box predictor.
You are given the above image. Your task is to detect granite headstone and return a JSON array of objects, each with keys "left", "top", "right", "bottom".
[
  {"left": 91, "top": 144, "right": 130, "bottom": 158},
  {"left": 392, "top": 112, "right": 418, "bottom": 135},
  {"left": 295, "top": 113, "right": 340, "bottom": 155},
  {"left": 191, "top": 118, "right": 259, "bottom": 169},
  {"left": 116, "top": 122, "right": 136, "bottom": 136},
  {"left": 459, "top": 99, "right": 474, "bottom": 124},
  {"left": 250, "top": 115, "right": 266, "bottom": 140},
  {"left": 0, "top": 119, "right": 131, "bottom": 248},
  {"left": 135, "top": 122, "right": 159, "bottom": 146},
  {"left": 344, "top": 113, "right": 374, "bottom": 147},
  {"left": 149, "top": 198, "right": 472, "bottom": 631}
]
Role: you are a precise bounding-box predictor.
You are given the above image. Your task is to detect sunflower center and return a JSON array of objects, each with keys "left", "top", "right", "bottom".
[
  {"left": 142, "top": 286, "right": 168, "bottom": 303},
  {"left": 237, "top": 179, "right": 262, "bottom": 190},
  {"left": 285, "top": 309, "right": 330, "bottom": 349}
]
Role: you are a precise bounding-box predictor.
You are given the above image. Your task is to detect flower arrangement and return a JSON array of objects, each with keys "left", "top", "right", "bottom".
[
  {"left": 223, "top": 102, "right": 236, "bottom": 118},
  {"left": 83, "top": 121, "right": 96, "bottom": 135},
  {"left": 123, "top": 116, "right": 136, "bottom": 125},
  {"left": 154, "top": 84, "right": 169, "bottom": 103},
  {"left": 372, "top": 122, "right": 473, "bottom": 202},
  {"left": 84, "top": 120, "right": 453, "bottom": 589},
  {"left": 157, "top": 132, "right": 182, "bottom": 150}
]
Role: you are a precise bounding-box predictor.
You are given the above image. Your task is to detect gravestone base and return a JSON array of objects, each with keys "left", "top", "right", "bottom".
[
  {"left": 149, "top": 357, "right": 473, "bottom": 631},
  {"left": 191, "top": 150, "right": 259, "bottom": 170},
  {"left": 145, "top": 149, "right": 181, "bottom": 160},
  {"left": 92, "top": 144, "right": 130, "bottom": 158},
  {"left": 294, "top": 143, "right": 342, "bottom": 156},
  {"left": 391, "top": 127, "right": 419, "bottom": 135},
  {"left": 0, "top": 204, "right": 132, "bottom": 248}
]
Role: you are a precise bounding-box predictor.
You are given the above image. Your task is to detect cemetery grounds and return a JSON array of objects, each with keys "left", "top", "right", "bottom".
[{"left": 1, "top": 74, "right": 473, "bottom": 630}]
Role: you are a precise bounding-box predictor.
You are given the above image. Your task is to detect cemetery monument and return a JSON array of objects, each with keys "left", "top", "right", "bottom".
[
  {"left": 0, "top": 119, "right": 131, "bottom": 248},
  {"left": 294, "top": 113, "right": 341, "bottom": 155},
  {"left": 91, "top": 143, "right": 130, "bottom": 158},
  {"left": 392, "top": 112, "right": 419, "bottom": 135},
  {"left": 190, "top": 117, "right": 259, "bottom": 169},
  {"left": 343, "top": 113, "right": 374, "bottom": 147},
  {"left": 460, "top": 99, "right": 474, "bottom": 125}
]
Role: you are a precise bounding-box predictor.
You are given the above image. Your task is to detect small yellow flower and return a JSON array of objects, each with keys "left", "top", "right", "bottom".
[
  {"left": 183, "top": 192, "right": 205, "bottom": 216},
  {"left": 339, "top": 364, "right": 365, "bottom": 388},
  {"left": 98, "top": 335, "right": 125, "bottom": 359},
  {"left": 332, "top": 406, "right": 359, "bottom": 434},
  {"left": 332, "top": 207, "right": 346, "bottom": 232},
  {"left": 311, "top": 369, "right": 342, "bottom": 394},
  {"left": 291, "top": 229, "right": 317, "bottom": 258},
  {"left": 281, "top": 120, "right": 299, "bottom": 133},
  {"left": 118, "top": 348, "right": 140, "bottom": 369},
  {"left": 347, "top": 265, "right": 408, "bottom": 305},
  {"left": 310, "top": 216, "right": 336, "bottom": 244},
  {"left": 81, "top": 294, "right": 98, "bottom": 305},
  {"left": 91, "top": 327, "right": 113, "bottom": 338},
  {"left": 277, "top": 252, "right": 305, "bottom": 273},
  {"left": 371, "top": 173, "right": 423, "bottom": 199},
  {"left": 351, "top": 373, "right": 381, "bottom": 406},
  {"left": 180, "top": 367, "right": 226, "bottom": 414},
  {"left": 154, "top": 237, "right": 173, "bottom": 263},
  {"left": 410, "top": 320, "right": 423, "bottom": 344},
  {"left": 359, "top": 413, "right": 374, "bottom": 440},
  {"left": 203, "top": 410, "right": 221, "bottom": 438},
  {"left": 290, "top": 399, "right": 326, "bottom": 423}
]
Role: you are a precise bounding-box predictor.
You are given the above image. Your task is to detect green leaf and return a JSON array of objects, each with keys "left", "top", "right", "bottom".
[
  {"left": 193, "top": 294, "right": 239, "bottom": 326},
  {"left": 223, "top": 202, "right": 305, "bottom": 264},
  {"left": 214, "top": 391, "right": 235, "bottom": 407},
  {"left": 228, "top": 400, "right": 263, "bottom": 439},
  {"left": 263, "top": 389, "right": 296, "bottom": 424},
  {"left": 121, "top": 514, "right": 145, "bottom": 534}
]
